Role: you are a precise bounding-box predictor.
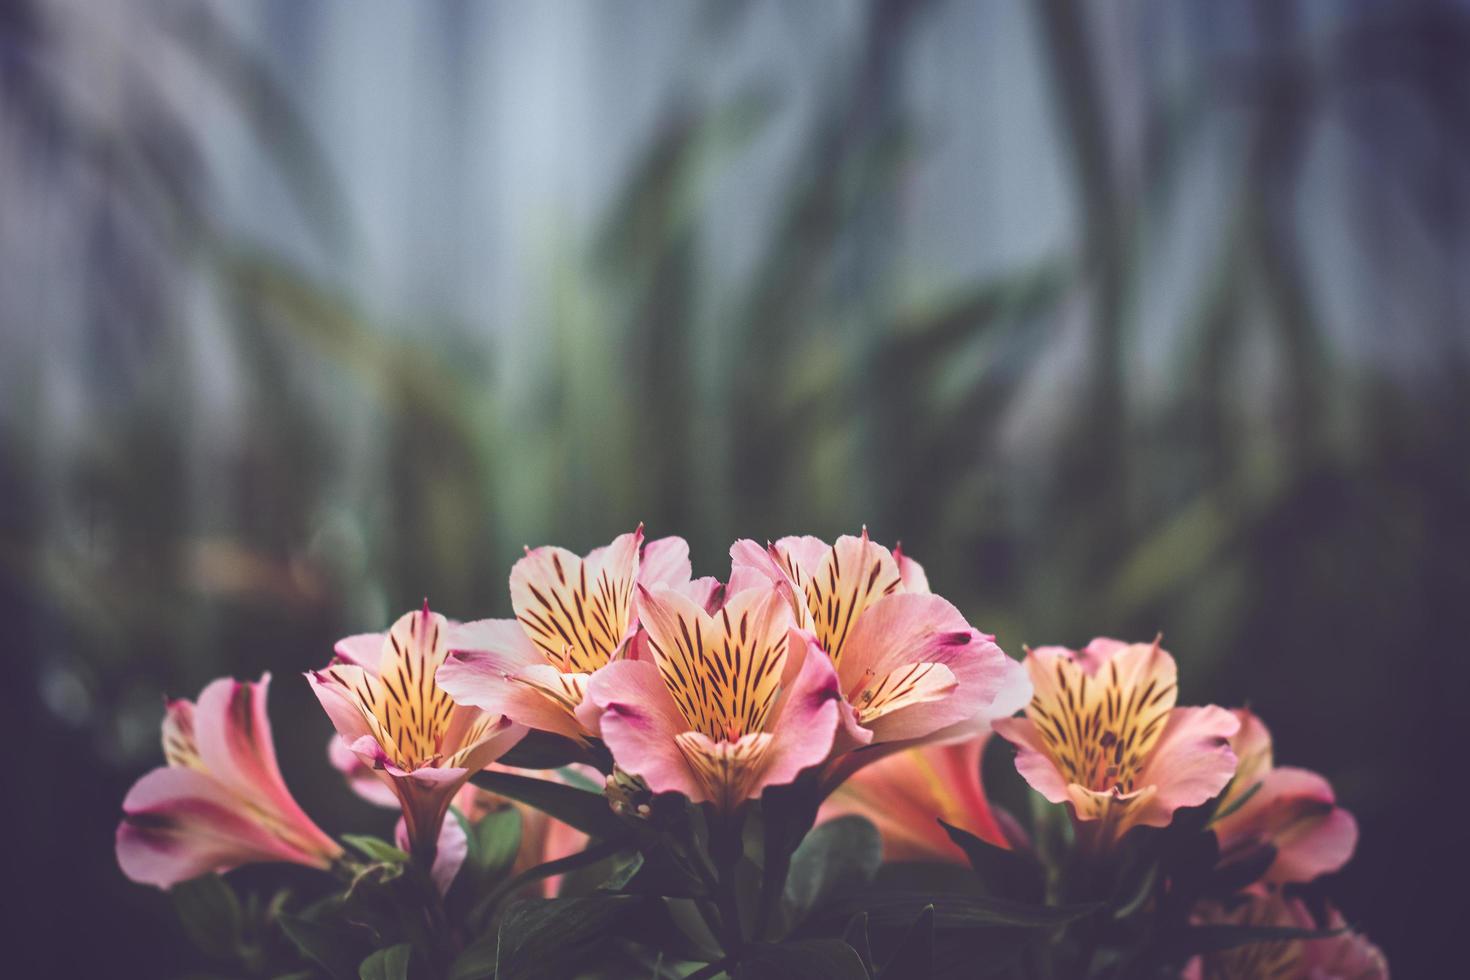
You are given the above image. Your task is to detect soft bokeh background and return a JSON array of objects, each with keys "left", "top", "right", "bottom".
[{"left": 4, "top": 0, "right": 1466, "bottom": 974}]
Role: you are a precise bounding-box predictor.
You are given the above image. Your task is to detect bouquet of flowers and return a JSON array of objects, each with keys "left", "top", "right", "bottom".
[{"left": 117, "top": 529, "right": 1385, "bottom": 979}]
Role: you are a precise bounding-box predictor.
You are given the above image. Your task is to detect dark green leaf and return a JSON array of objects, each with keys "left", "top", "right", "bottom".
[
  {"left": 494, "top": 895, "right": 639, "bottom": 980},
  {"left": 358, "top": 943, "right": 412, "bottom": 980},
  {"left": 877, "top": 905, "right": 932, "bottom": 980},
  {"left": 1109, "top": 860, "right": 1158, "bottom": 920},
  {"left": 781, "top": 816, "right": 881, "bottom": 930},
  {"left": 938, "top": 820, "right": 1043, "bottom": 901},
  {"left": 860, "top": 892, "right": 1099, "bottom": 931},
  {"left": 471, "top": 770, "right": 624, "bottom": 838},
  {"left": 470, "top": 807, "right": 524, "bottom": 882},
  {"left": 447, "top": 932, "right": 498, "bottom": 980},
  {"left": 733, "top": 939, "right": 868, "bottom": 979},
  {"left": 841, "top": 913, "right": 873, "bottom": 973},
  {"left": 171, "top": 874, "right": 242, "bottom": 958},
  {"left": 1205, "top": 844, "right": 1276, "bottom": 897},
  {"left": 496, "top": 730, "right": 592, "bottom": 770},
  {"left": 279, "top": 911, "right": 362, "bottom": 980},
  {"left": 342, "top": 835, "right": 410, "bottom": 865}
]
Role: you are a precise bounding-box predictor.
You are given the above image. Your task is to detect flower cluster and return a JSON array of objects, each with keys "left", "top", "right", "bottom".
[{"left": 116, "top": 527, "right": 1385, "bottom": 979}]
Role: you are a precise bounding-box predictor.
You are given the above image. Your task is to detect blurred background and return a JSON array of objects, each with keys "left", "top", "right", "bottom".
[{"left": 4, "top": 0, "right": 1466, "bottom": 974}]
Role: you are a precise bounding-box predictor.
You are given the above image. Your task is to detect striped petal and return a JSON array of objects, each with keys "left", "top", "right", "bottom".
[
  {"left": 511, "top": 528, "right": 643, "bottom": 674},
  {"left": 636, "top": 584, "right": 793, "bottom": 742}
]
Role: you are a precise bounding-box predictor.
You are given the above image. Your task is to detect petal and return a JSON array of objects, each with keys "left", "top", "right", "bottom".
[
  {"left": 161, "top": 697, "right": 199, "bottom": 770},
  {"left": 192, "top": 675, "right": 340, "bottom": 859},
  {"left": 307, "top": 663, "right": 384, "bottom": 748},
  {"left": 673, "top": 730, "right": 774, "bottom": 809},
  {"left": 729, "top": 538, "right": 809, "bottom": 624},
  {"left": 1130, "top": 705, "right": 1240, "bottom": 829},
  {"left": 511, "top": 529, "right": 642, "bottom": 673},
  {"left": 992, "top": 716, "right": 1073, "bottom": 805},
  {"left": 374, "top": 607, "right": 458, "bottom": 766},
  {"left": 637, "top": 584, "right": 793, "bottom": 741},
  {"left": 591, "top": 659, "right": 707, "bottom": 801},
  {"left": 891, "top": 543, "right": 931, "bottom": 594},
  {"left": 438, "top": 636, "right": 590, "bottom": 742},
  {"left": 396, "top": 812, "right": 467, "bottom": 896},
  {"left": 794, "top": 532, "right": 902, "bottom": 667},
  {"left": 837, "top": 593, "right": 1018, "bottom": 743},
  {"left": 823, "top": 734, "right": 1007, "bottom": 863},
  {"left": 334, "top": 632, "right": 385, "bottom": 672},
  {"left": 637, "top": 536, "right": 693, "bottom": 589},
  {"left": 328, "top": 734, "right": 399, "bottom": 808},
  {"left": 755, "top": 629, "right": 842, "bottom": 789},
  {"left": 117, "top": 768, "right": 328, "bottom": 888},
  {"left": 1216, "top": 764, "right": 1358, "bottom": 884}
]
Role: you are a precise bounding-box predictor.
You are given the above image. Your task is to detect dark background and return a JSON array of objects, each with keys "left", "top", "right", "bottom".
[{"left": 4, "top": 1, "right": 1466, "bottom": 975}]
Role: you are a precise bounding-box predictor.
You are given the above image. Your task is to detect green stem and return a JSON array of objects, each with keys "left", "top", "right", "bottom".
[{"left": 471, "top": 834, "right": 632, "bottom": 923}]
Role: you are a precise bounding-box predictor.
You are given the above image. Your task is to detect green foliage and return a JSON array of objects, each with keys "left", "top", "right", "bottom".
[{"left": 358, "top": 943, "right": 413, "bottom": 980}]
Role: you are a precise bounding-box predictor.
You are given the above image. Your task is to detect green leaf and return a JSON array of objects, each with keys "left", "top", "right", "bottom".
[
  {"left": 781, "top": 816, "right": 882, "bottom": 930},
  {"left": 733, "top": 939, "right": 868, "bottom": 979},
  {"left": 447, "top": 931, "right": 498, "bottom": 980},
  {"left": 877, "top": 905, "right": 932, "bottom": 980},
  {"left": 860, "top": 892, "right": 1099, "bottom": 931},
  {"left": 841, "top": 913, "right": 873, "bottom": 973},
  {"left": 358, "top": 943, "right": 412, "bottom": 980},
  {"left": 342, "top": 835, "right": 410, "bottom": 865},
  {"left": 171, "top": 874, "right": 242, "bottom": 958},
  {"left": 494, "top": 895, "right": 639, "bottom": 980},
  {"left": 470, "top": 807, "right": 524, "bottom": 882},
  {"left": 471, "top": 770, "right": 625, "bottom": 838},
  {"left": 496, "top": 729, "right": 592, "bottom": 770},
  {"left": 938, "top": 820, "right": 1043, "bottom": 901},
  {"left": 279, "top": 911, "right": 362, "bottom": 980}
]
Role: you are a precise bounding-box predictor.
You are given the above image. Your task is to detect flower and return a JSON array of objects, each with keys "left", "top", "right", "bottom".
[
  {"left": 308, "top": 603, "right": 524, "bottom": 861},
  {"left": 730, "top": 532, "right": 1030, "bottom": 764},
  {"left": 1210, "top": 708, "right": 1358, "bottom": 884},
  {"left": 328, "top": 738, "right": 587, "bottom": 895},
  {"left": 992, "top": 638, "right": 1238, "bottom": 841},
  {"left": 1183, "top": 891, "right": 1388, "bottom": 979},
  {"left": 438, "top": 528, "right": 704, "bottom": 742},
  {"left": 819, "top": 732, "right": 1012, "bottom": 864},
  {"left": 583, "top": 584, "right": 842, "bottom": 810},
  {"left": 116, "top": 674, "right": 342, "bottom": 888}
]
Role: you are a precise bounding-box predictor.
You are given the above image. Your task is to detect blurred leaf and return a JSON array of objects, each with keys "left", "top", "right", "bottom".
[
  {"left": 342, "top": 836, "right": 410, "bottom": 865},
  {"left": 172, "top": 874, "right": 242, "bottom": 959},
  {"left": 470, "top": 770, "right": 625, "bottom": 839},
  {"left": 781, "top": 816, "right": 882, "bottom": 933},
  {"left": 842, "top": 912, "right": 873, "bottom": 973},
  {"left": 494, "top": 895, "right": 639, "bottom": 980},
  {"left": 876, "top": 905, "right": 932, "bottom": 980},
  {"left": 496, "top": 731, "right": 593, "bottom": 770},
  {"left": 358, "top": 943, "right": 412, "bottom": 980},
  {"left": 938, "top": 820, "right": 1043, "bottom": 902},
  {"left": 733, "top": 939, "right": 868, "bottom": 979},
  {"left": 279, "top": 910, "right": 361, "bottom": 980}
]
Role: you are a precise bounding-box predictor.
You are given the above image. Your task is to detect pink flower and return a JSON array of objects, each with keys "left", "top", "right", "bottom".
[
  {"left": 992, "top": 639, "right": 1239, "bottom": 842},
  {"left": 116, "top": 674, "right": 342, "bottom": 889},
  {"left": 1183, "top": 891, "right": 1388, "bottom": 979},
  {"left": 729, "top": 532, "right": 1030, "bottom": 764},
  {"left": 308, "top": 603, "right": 524, "bottom": 861},
  {"left": 1211, "top": 709, "right": 1358, "bottom": 884},
  {"left": 438, "top": 529, "right": 705, "bottom": 742},
  {"left": 328, "top": 738, "right": 587, "bottom": 896},
  {"left": 583, "top": 584, "right": 843, "bottom": 811},
  {"left": 819, "top": 732, "right": 1012, "bottom": 865}
]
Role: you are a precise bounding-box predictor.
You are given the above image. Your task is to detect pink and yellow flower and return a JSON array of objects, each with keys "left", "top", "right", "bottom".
[
  {"left": 308, "top": 603, "right": 524, "bottom": 861},
  {"left": 993, "top": 638, "right": 1239, "bottom": 842},
  {"left": 730, "top": 532, "right": 1029, "bottom": 764},
  {"left": 583, "top": 584, "right": 842, "bottom": 810},
  {"left": 116, "top": 674, "right": 342, "bottom": 888},
  {"left": 438, "top": 529, "right": 703, "bottom": 742},
  {"left": 1210, "top": 708, "right": 1358, "bottom": 884},
  {"left": 1183, "top": 891, "right": 1388, "bottom": 979},
  {"left": 819, "top": 732, "right": 1012, "bottom": 865}
]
